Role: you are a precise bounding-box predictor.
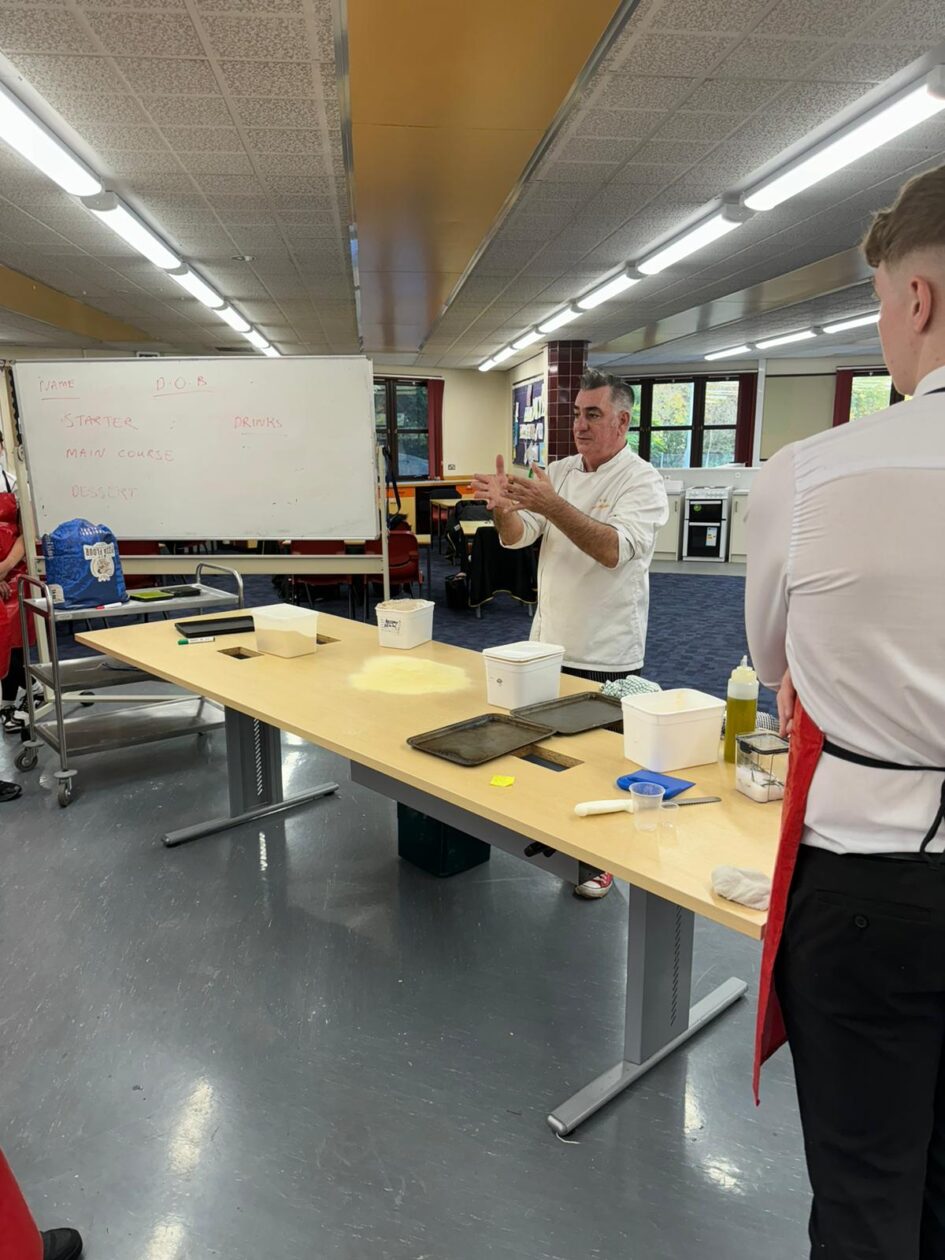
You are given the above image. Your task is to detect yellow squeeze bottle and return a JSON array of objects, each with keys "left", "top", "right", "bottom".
[{"left": 724, "top": 656, "right": 758, "bottom": 763}]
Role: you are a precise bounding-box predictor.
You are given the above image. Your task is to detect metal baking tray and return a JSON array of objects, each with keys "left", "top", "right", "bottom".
[
  {"left": 175, "top": 615, "right": 255, "bottom": 638},
  {"left": 510, "top": 691, "right": 624, "bottom": 735},
  {"left": 407, "top": 713, "right": 554, "bottom": 766}
]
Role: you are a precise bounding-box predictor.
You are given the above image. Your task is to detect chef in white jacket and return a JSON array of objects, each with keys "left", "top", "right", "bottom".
[{"left": 473, "top": 368, "right": 668, "bottom": 898}]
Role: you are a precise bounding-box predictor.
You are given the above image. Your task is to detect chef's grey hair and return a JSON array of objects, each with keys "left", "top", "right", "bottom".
[{"left": 578, "top": 369, "right": 635, "bottom": 418}]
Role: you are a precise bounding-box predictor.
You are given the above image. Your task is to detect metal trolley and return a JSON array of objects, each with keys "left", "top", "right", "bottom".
[{"left": 14, "top": 562, "right": 244, "bottom": 807}]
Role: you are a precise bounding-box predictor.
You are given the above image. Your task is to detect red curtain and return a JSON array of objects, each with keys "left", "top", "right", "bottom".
[
  {"left": 735, "top": 372, "right": 757, "bottom": 464},
  {"left": 833, "top": 370, "right": 854, "bottom": 426},
  {"left": 427, "top": 379, "right": 444, "bottom": 478}
]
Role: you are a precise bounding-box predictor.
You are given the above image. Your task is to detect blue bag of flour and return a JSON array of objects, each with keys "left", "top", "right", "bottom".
[{"left": 43, "top": 519, "right": 127, "bottom": 609}]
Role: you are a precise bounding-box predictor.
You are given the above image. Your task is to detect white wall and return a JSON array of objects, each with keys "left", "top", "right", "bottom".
[{"left": 759, "top": 356, "right": 888, "bottom": 459}]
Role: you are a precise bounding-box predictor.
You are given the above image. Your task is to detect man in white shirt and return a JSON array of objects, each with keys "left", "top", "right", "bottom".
[
  {"left": 747, "top": 163, "right": 945, "bottom": 1258},
  {"left": 473, "top": 369, "right": 668, "bottom": 898}
]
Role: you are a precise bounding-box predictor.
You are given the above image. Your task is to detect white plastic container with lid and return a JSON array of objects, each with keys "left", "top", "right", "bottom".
[
  {"left": 254, "top": 603, "right": 319, "bottom": 658},
  {"left": 482, "top": 640, "right": 565, "bottom": 709},
  {"left": 376, "top": 598, "right": 435, "bottom": 649},
  {"left": 621, "top": 687, "right": 726, "bottom": 772}
]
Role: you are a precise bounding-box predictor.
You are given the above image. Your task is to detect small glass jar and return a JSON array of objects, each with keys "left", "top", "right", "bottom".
[{"left": 735, "top": 731, "right": 789, "bottom": 803}]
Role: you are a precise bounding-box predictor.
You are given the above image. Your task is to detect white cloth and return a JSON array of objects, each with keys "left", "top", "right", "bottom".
[
  {"left": 0, "top": 465, "right": 15, "bottom": 493},
  {"left": 712, "top": 865, "right": 771, "bottom": 911},
  {"left": 502, "top": 446, "right": 668, "bottom": 671},
  {"left": 746, "top": 365, "right": 945, "bottom": 856}
]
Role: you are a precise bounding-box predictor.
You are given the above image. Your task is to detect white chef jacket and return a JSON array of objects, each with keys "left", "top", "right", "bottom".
[
  {"left": 746, "top": 365, "right": 945, "bottom": 855},
  {"left": 502, "top": 446, "right": 668, "bottom": 672}
]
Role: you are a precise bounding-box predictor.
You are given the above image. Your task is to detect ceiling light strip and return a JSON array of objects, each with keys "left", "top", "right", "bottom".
[
  {"left": 823, "top": 311, "right": 880, "bottom": 334},
  {"left": 704, "top": 345, "right": 752, "bottom": 361},
  {"left": 0, "top": 79, "right": 275, "bottom": 355},
  {"left": 755, "top": 329, "right": 818, "bottom": 350}
]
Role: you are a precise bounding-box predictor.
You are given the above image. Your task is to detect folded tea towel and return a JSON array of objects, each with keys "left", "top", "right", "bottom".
[{"left": 712, "top": 865, "right": 772, "bottom": 911}]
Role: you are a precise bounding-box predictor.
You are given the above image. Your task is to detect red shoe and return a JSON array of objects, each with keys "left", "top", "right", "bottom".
[{"left": 574, "top": 871, "right": 613, "bottom": 899}]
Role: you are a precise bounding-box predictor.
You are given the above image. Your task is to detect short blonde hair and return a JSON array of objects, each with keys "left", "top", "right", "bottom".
[{"left": 863, "top": 164, "right": 945, "bottom": 268}]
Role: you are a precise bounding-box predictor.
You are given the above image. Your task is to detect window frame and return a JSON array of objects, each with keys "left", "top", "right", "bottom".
[
  {"left": 621, "top": 373, "right": 754, "bottom": 468},
  {"left": 832, "top": 367, "right": 899, "bottom": 426},
  {"left": 373, "top": 376, "right": 441, "bottom": 480}
]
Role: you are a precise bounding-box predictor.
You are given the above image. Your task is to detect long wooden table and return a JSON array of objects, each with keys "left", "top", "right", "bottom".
[{"left": 77, "top": 612, "right": 777, "bottom": 1134}]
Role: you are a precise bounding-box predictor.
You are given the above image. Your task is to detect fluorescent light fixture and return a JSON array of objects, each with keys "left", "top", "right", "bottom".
[
  {"left": 0, "top": 81, "right": 101, "bottom": 197},
  {"left": 84, "top": 194, "right": 180, "bottom": 270},
  {"left": 512, "top": 329, "right": 543, "bottom": 351},
  {"left": 756, "top": 329, "right": 817, "bottom": 350},
  {"left": 478, "top": 359, "right": 496, "bottom": 372},
  {"left": 242, "top": 329, "right": 270, "bottom": 350},
  {"left": 823, "top": 311, "right": 880, "bottom": 334},
  {"left": 638, "top": 212, "right": 743, "bottom": 276},
  {"left": 493, "top": 346, "right": 516, "bottom": 364},
  {"left": 168, "top": 267, "right": 224, "bottom": 309},
  {"left": 214, "top": 305, "right": 251, "bottom": 333},
  {"left": 578, "top": 269, "right": 640, "bottom": 310},
  {"left": 705, "top": 344, "right": 752, "bottom": 361},
  {"left": 745, "top": 69, "right": 945, "bottom": 211},
  {"left": 262, "top": 345, "right": 280, "bottom": 358},
  {"left": 538, "top": 306, "right": 581, "bottom": 334}
]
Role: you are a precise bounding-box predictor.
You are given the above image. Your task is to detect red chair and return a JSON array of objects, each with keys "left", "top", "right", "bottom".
[
  {"left": 119, "top": 539, "right": 163, "bottom": 590},
  {"left": 290, "top": 540, "right": 356, "bottom": 618},
  {"left": 364, "top": 531, "right": 422, "bottom": 617}
]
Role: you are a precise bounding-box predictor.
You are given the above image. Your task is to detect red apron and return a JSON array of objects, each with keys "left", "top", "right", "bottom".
[
  {"left": 752, "top": 698, "right": 824, "bottom": 1103},
  {"left": 0, "top": 479, "right": 31, "bottom": 680},
  {"left": 0, "top": 1147, "right": 42, "bottom": 1260}
]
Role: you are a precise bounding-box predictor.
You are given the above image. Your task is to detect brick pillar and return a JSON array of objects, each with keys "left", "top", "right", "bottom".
[{"left": 545, "top": 340, "right": 588, "bottom": 462}]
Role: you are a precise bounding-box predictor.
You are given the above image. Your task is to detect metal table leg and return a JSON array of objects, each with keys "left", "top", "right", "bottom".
[
  {"left": 163, "top": 706, "right": 337, "bottom": 847},
  {"left": 547, "top": 886, "right": 746, "bottom": 1135}
]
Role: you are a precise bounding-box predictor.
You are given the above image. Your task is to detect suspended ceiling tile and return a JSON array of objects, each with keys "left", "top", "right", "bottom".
[
  {"left": 193, "top": 174, "right": 264, "bottom": 196},
  {"left": 2, "top": 9, "right": 97, "bottom": 53},
  {"left": 101, "top": 152, "right": 186, "bottom": 177},
  {"left": 803, "top": 42, "right": 928, "bottom": 81},
  {"left": 177, "top": 151, "right": 255, "bottom": 175},
  {"left": 216, "top": 58, "right": 320, "bottom": 95},
  {"left": 651, "top": 0, "right": 771, "bottom": 33},
  {"left": 4, "top": 51, "right": 127, "bottom": 93},
  {"left": 84, "top": 12, "right": 204, "bottom": 56},
  {"left": 683, "top": 77, "right": 786, "bottom": 113},
  {"left": 590, "top": 74, "right": 696, "bottom": 112},
  {"left": 201, "top": 14, "right": 316, "bottom": 61},
  {"left": 718, "top": 37, "right": 839, "bottom": 80},
  {"left": 141, "top": 94, "right": 233, "bottom": 126},
  {"left": 230, "top": 96, "right": 324, "bottom": 128},
  {"left": 193, "top": 0, "right": 309, "bottom": 11},
  {"left": 861, "top": 0, "right": 945, "bottom": 40},
  {"left": 617, "top": 34, "right": 735, "bottom": 77},
  {"left": 157, "top": 124, "right": 243, "bottom": 151},
  {"left": 75, "top": 0, "right": 188, "bottom": 9},
  {"left": 655, "top": 111, "right": 745, "bottom": 143},
  {"left": 111, "top": 55, "right": 218, "bottom": 93},
  {"left": 574, "top": 108, "right": 667, "bottom": 139}
]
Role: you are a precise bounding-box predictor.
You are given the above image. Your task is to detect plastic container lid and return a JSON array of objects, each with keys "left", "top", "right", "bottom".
[
  {"left": 376, "top": 599, "right": 433, "bottom": 613},
  {"left": 482, "top": 640, "right": 565, "bottom": 663},
  {"left": 621, "top": 688, "right": 725, "bottom": 718},
  {"left": 255, "top": 602, "right": 317, "bottom": 625}
]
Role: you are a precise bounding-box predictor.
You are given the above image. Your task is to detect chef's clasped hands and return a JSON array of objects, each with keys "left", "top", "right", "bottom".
[{"left": 471, "top": 455, "right": 559, "bottom": 517}]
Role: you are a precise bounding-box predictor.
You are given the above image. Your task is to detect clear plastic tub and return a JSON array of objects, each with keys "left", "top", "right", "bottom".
[{"left": 254, "top": 603, "right": 319, "bottom": 658}]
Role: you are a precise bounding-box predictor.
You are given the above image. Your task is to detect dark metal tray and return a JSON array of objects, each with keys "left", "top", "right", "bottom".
[
  {"left": 407, "top": 713, "right": 554, "bottom": 766},
  {"left": 510, "top": 691, "right": 623, "bottom": 735},
  {"left": 175, "top": 615, "right": 255, "bottom": 638}
]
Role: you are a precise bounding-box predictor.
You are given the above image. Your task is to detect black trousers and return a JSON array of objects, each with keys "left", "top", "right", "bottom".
[
  {"left": 776, "top": 845, "right": 945, "bottom": 1259},
  {"left": 1, "top": 647, "right": 23, "bottom": 703}
]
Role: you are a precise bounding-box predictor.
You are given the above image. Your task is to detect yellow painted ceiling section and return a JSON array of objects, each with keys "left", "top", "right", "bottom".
[
  {"left": 0, "top": 262, "right": 148, "bottom": 345},
  {"left": 348, "top": 0, "right": 621, "bottom": 353}
]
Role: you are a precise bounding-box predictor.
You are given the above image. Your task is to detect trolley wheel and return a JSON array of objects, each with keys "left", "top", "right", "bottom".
[
  {"left": 79, "top": 690, "right": 96, "bottom": 708},
  {"left": 14, "top": 747, "right": 38, "bottom": 772},
  {"left": 57, "top": 780, "right": 74, "bottom": 808}
]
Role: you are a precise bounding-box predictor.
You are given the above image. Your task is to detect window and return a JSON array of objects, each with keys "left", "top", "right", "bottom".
[
  {"left": 621, "top": 375, "right": 754, "bottom": 467},
  {"left": 374, "top": 378, "right": 440, "bottom": 479},
  {"left": 832, "top": 369, "right": 899, "bottom": 427},
  {"left": 850, "top": 373, "right": 894, "bottom": 420}
]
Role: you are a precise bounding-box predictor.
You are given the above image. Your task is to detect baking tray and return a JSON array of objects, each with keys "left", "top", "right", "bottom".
[
  {"left": 175, "top": 614, "right": 255, "bottom": 638},
  {"left": 510, "top": 691, "right": 623, "bottom": 735},
  {"left": 407, "top": 713, "right": 554, "bottom": 766}
]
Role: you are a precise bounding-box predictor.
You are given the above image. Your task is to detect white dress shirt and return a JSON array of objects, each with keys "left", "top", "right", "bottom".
[
  {"left": 502, "top": 446, "right": 668, "bottom": 672},
  {"left": 746, "top": 365, "right": 945, "bottom": 855}
]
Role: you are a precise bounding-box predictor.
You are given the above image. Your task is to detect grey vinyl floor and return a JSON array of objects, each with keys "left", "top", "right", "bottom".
[{"left": 0, "top": 697, "right": 809, "bottom": 1259}]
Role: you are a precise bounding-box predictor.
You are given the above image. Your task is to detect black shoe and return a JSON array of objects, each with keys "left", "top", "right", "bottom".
[{"left": 42, "top": 1228, "right": 83, "bottom": 1260}]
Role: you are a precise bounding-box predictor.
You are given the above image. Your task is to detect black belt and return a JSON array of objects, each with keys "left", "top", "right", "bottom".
[{"left": 823, "top": 739, "right": 945, "bottom": 860}]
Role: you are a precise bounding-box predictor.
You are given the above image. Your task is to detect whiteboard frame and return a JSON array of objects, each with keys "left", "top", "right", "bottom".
[{"left": 1, "top": 363, "right": 390, "bottom": 601}]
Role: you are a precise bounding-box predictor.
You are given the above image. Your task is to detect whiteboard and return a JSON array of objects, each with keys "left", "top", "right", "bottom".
[{"left": 13, "top": 356, "right": 379, "bottom": 540}]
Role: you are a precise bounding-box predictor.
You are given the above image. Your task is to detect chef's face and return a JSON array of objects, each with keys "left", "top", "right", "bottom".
[{"left": 573, "top": 386, "right": 629, "bottom": 471}]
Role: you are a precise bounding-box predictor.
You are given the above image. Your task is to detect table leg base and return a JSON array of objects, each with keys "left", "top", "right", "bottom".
[
  {"left": 546, "top": 976, "right": 747, "bottom": 1136},
  {"left": 162, "top": 782, "right": 338, "bottom": 848}
]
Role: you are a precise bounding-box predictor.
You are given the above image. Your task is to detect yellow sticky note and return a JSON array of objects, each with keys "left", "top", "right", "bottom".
[{"left": 490, "top": 775, "right": 515, "bottom": 788}]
